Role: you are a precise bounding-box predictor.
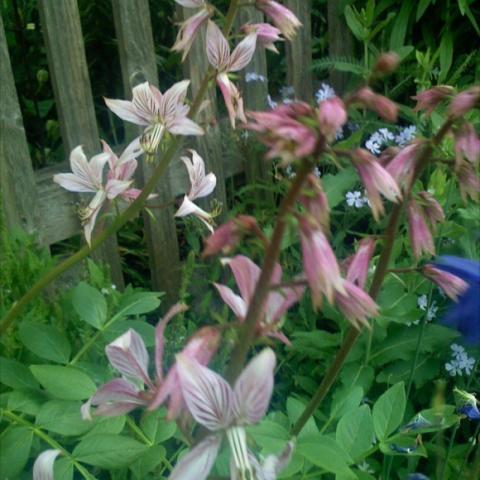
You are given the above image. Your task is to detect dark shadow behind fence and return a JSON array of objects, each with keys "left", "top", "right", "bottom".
[{"left": 0, "top": 0, "right": 350, "bottom": 300}]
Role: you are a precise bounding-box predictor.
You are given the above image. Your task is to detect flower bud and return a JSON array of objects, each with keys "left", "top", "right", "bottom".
[
  {"left": 407, "top": 200, "right": 435, "bottom": 259},
  {"left": 455, "top": 122, "right": 480, "bottom": 165},
  {"left": 317, "top": 97, "right": 347, "bottom": 141},
  {"left": 353, "top": 87, "right": 398, "bottom": 122},
  {"left": 449, "top": 86, "right": 480, "bottom": 118},
  {"left": 412, "top": 86, "right": 453, "bottom": 115},
  {"left": 255, "top": 0, "right": 302, "bottom": 40},
  {"left": 299, "top": 174, "right": 330, "bottom": 232},
  {"left": 422, "top": 265, "right": 468, "bottom": 301},
  {"left": 373, "top": 52, "right": 400, "bottom": 76}
]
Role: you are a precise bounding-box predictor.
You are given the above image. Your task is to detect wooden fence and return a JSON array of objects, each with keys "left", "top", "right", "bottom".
[{"left": 0, "top": 0, "right": 350, "bottom": 300}]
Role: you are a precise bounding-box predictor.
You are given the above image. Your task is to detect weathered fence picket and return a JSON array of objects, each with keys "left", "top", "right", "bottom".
[
  {"left": 1, "top": 1, "right": 314, "bottom": 301},
  {"left": 285, "top": 0, "right": 313, "bottom": 101},
  {"left": 38, "top": 0, "right": 125, "bottom": 288},
  {"left": 111, "top": 0, "right": 181, "bottom": 297},
  {"left": 0, "top": 13, "right": 37, "bottom": 235}
]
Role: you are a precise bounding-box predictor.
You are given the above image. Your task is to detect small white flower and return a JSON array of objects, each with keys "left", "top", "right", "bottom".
[
  {"left": 427, "top": 302, "right": 438, "bottom": 321},
  {"left": 357, "top": 461, "right": 374, "bottom": 474},
  {"left": 444, "top": 344, "right": 476, "bottom": 377},
  {"left": 417, "top": 294, "right": 428, "bottom": 311},
  {"left": 246, "top": 72, "right": 267, "bottom": 83},
  {"left": 280, "top": 85, "right": 295, "bottom": 100},
  {"left": 395, "top": 125, "right": 417, "bottom": 146},
  {"left": 267, "top": 95, "right": 278, "bottom": 109},
  {"left": 315, "top": 83, "right": 336, "bottom": 103},
  {"left": 313, "top": 166, "right": 321, "bottom": 178},
  {"left": 365, "top": 129, "right": 394, "bottom": 155},
  {"left": 451, "top": 344, "right": 465, "bottom": 356},
  {"left": 445, "top": 361, "right": 462, "bottom": 376},
  {"left": 346, "top": 191, "right": 364, "bottom": 208},
  {"left": 285, "top": 165, "right": 296, "bottom": 179}
]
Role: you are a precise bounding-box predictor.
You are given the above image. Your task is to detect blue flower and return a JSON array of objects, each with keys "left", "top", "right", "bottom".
[
  {"left": 434, "top": 256, "right": 480, "bottom": 345},
  {"left": 458, "top": 404, "right": 480, "bottom": 421},
  {"left": 407, "top": 474, "right": 430, "bottom": 480}
]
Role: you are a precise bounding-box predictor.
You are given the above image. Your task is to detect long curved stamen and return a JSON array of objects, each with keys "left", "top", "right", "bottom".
[
  {"left": 226, "top": 426, "right": 254, "bottom": 479},
  {"left": 140, "top": 123, "right": 165, "bottom": 156}
]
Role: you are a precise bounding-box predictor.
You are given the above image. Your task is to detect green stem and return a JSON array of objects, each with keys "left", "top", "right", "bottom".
[
  {"left": 225, "top": 160, "right": 313, "bottom": 382},
  {"left": 126, "top": 416, "right": 153, "bottom": 447},
  {"left": 2, "top": 409, "right": 94, "bottom": 480},
  {"left": 291, "top": 119, "right": 454, "bottom": 437},
  {"left": 0, "top": 1, "right": 244, "bottom": 337}
]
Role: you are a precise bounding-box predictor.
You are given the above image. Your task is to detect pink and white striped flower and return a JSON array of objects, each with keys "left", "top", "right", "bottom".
[
  {"left": 175, "top": 149, "right": 217, "bottom": 232},
  {"left": 241, "top": 23, "right": 283, "bottom": 53},
  {"left": 169, "top": 348, "right": 293, "bottom": 480},
  {"left": 33, "top": 450, "right": 61, "bottom": 480},
  {"left": 206, "top": 21, "right": 257, "bottom": 128},
  {"left": 81, "top": 304, "right": 219, "bottom": 421},
  {"left": 214, "top": 255, "right": 304, "bottom": 344},
  {"left": 105, "top": 81, "right": 203, "bottom": 153},
  {"left": 255, "top": 0, "right": 302, "bottom": 40},
  {"left": 53, "top": 145, "right": 133, "bottom": 245},
  {"left": 173, "top": 0, "right": 213, "bottom": 61},
  {"left": 352, "top": 149, "right": 401, "bottom": 221}
]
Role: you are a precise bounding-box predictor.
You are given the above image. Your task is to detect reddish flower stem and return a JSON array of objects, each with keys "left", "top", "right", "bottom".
[
  {"left": 225, "top": 160, "right": 313, "bottom": 382},
  {"left": 291, "top": 118, "right": 453, "bottom": 437}
]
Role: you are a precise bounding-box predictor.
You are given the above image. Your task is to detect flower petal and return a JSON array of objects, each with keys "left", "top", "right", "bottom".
[
  {"left": 213, "top": 283, "right": 248, "bottom": 318},
  {"left": 169, "top": 435, "right": 221, "bottom": 480},
  {"left": 105, "top": 329, "right": 151, "bottom": 386},
  {"left": 104, "top": 97, "right": 149, "bottom": 125},
  {"left": 132, "top": 81, "right": 159, "bottom": 122},
  {"left": 177, "top": 353, "right": 233, "bottom": 430},
  {"left": 159, "top": 79, "right": 191, "bottom": 123},
  {"left": 168, "top": 116, "right": 205, "bottom": 136},
  {"left": 228, "top": 33, "right": 257, "bottom": 72},
  {"left": 222, "top": 255, "right": 261, "bottom": 304},
  {"left": 53, "top": 173, "right": 96, "bottom": 193},
  {"left": 33, "top": 449, "right": 61, "bottom": 480},
  {"left": 233, "top": 348, "right": 276, "bottom": 424},
  {"left": 206, "top": 20, "right": 231, "bottom": 70}
]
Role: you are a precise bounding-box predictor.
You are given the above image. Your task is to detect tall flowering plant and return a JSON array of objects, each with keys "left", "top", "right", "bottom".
[{"left": 1, "top": 2, "right": 479, "bottom": 480}]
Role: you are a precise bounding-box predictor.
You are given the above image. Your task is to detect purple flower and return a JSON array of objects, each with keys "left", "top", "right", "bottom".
[
  {"left": 169, "top": 348, "right": 293, "bottom": 479},
  {"left": 434, "top": 256, "right": 480, "bottom": 345}
]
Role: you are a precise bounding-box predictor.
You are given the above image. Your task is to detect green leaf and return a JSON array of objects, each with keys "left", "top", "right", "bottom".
[
  {"left": 72, "top": 282, "right": 108, "bottom": 329},
  {"left": 400, "top": 405, "right": 460, "bottom": 434},
  {"left": 36, "top": 400, "right": 92, "bottom": 436},
  {"left": 103, "top": 319, "right": 156, "bottom": 347},
  {"left": 344, "top": 5, "right": 366, "bottom": 41},
  {"left": 438, "top": 31, "right": 453, "bottom": 82},
  {"left": 390, "top": 2, "right": 413, "bottom": 48},
  {"left": 297, "top": 434, "right": 354, "bottom": 477},
  {"left": 0, "top": 356, "right": 39, "bottom": 390},
  {"left": 0, "top": 426, "right": 33, "bottom": 477},
  {"left": 287, "top": 397, "right": 318, "bottom": 438},
  {"left": 248, "top": 420, "right": 290, "bottom": 452},
  {"left": 336, "top": 405, "right": 375, "bottom": 460},
  {"left": 379, "top": 435, "right": 427, "bottom": 457},
  {"left": 457, "top": 0, "right": 480, "bottom": 35},
  {"left": 85, "top": 415, "right": 126, "bottom": 436},
  {"left": 73, "top": 434, "right": 148, "bottom": 469},
  {"left": 30, "top": 365, "right": 96, "bottom": 400},
  {"left": 322, "top": 168, "right": 358, "bottom": 208},
  {"left": 7, "top": 389, "right": 44, "bottom": 416},
  {"left": 330, "top": 386, "right": 364, "bottom": 420},
  {"left": 19, "top": 321, "right": 71, "bottom": 363},
  {"left": 416, "top": 0, "right": 432, "bottom": 21},
  {"left": 130, "top": 445, "right": 166, "bottom": 479},
  {"left": 54, "top": 457, "right": 74, "bottom": 480},
  {"left": 140, "top": 410, "right": 177, "bottom": 443},
  {"left": 372, "top": 382, "right": 406, "bottom": 440},
  {"left": 114, "top": 291, "right": 162, "bottom": 319}
]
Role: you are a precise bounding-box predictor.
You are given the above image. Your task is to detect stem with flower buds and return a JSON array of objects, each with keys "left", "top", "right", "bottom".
[
  {"left": 0, "top": 0, "right": 243, "bottom": 336},
  {"left": 226, "top": 160, "right": 313, "bottom": 382},
  {"left": 291, "top": 118, "right": 454, "bottom": 437}
]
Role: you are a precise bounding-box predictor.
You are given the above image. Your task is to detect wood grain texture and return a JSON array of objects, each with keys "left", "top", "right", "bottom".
[
  {"left": 0, "top": 12, "right": 38, "bottom": 233},
  {"left": 176, "top": 5, "right": 227, "bottom": 219},
  {"left": 38, "top": 0, "right": 124, "bottom": 287},
  {"left": 235, "top": 7, "right": 272, "bottom": 192},
  {"left": 285, "top": 0, "right": 313, "bottom": 102},
  {"left": 327, "top": 0, "right": 354, "bottom": 94},
  {"left": 112, "top": 0, "right": 183, "bottom": 298}
]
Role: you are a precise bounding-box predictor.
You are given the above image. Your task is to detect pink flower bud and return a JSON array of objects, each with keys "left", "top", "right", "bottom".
[
  {"left": 456, "top": 161, "right": 480, "bottom": 202},
  {"left": 335, "top": 280, "right": 378, "bottom": 329},
  {"left": 317, "top": 97, "right": 347, "bottom": 141},
  {"left": 422, "top": 264, "right": 469, "bottom": 302},
  {"left": 455, "top": 122, "right": 480, "bottom": 166},
  {"left": 378, "top": 146, "right": 400, "bottom": 166},
  {"left": 353, "top": 87, "right": 398, "bottom": 123},
  {"left": 345, "top": 238, "right": 376, "bottom": 289},
  {"left": 241, "top": 23, "right": 283, "bottom": 53},
  {"left": 417, "top": 191, "right": 445, "bottom": 229},
  {"left": 352, "top": 149, "right": 402, "bottom": 221},
  {"left": 386, "top": 142, "right": 422, "bottom": 190},
  {"left": 256, "top": 0, "right": 302, "bottom": 40},
  {"left": 407, "top": 200, "right": 435, "bottom": 260},
  {"left": 449, "top": 86, "right": 480, "bottom": 119},
  {"left": 299, "top": 218, "right": 345, "bottom": 307},
  {"left": 373, "top": 52, "right": 400, "bottom": 76},
  {"left": 299, "top": 174, "right": 330, "bottom": 232},
  {"left": 412, "top": 86, "right": 453, "bottom": 115},
  {"left": 202, "top": 215, "right": 258, "bottom": 257}
]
